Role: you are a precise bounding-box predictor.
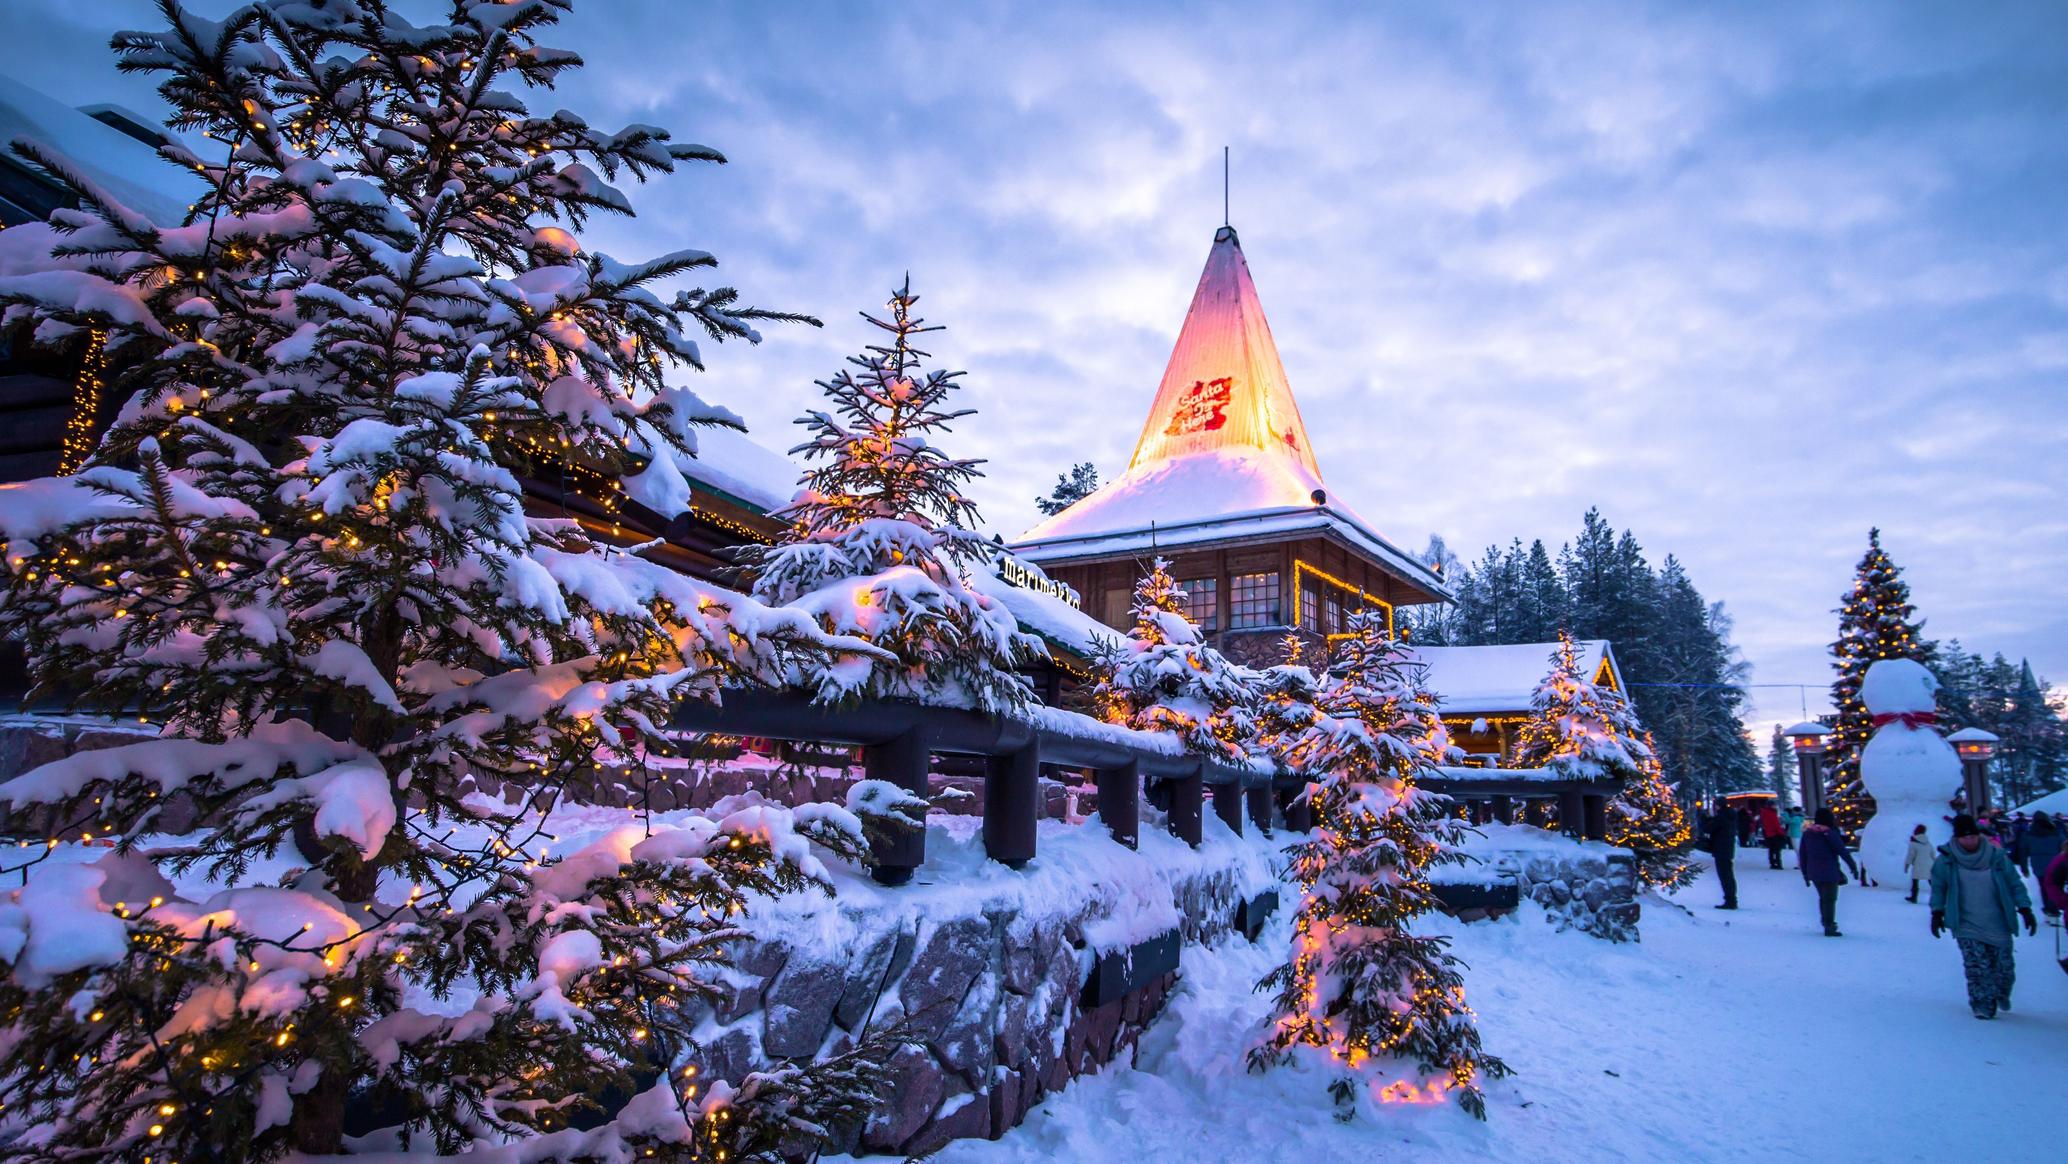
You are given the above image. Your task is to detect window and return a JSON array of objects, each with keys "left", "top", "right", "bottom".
[
  {"left": 1230, "top": 572, "right": 1281, "bottom": 629},
  {"left": 1324, "top": 593, "right": 1343, "bottom": 635},
  {"left": 1299, "top": 583, "right": 1323, "bottom": 632},
  {"left": 1176, "top": 578, "right": 1218, "bottom": 632}
]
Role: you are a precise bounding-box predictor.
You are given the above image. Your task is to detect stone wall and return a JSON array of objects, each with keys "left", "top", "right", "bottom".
[
  {"left": 1484, "top": 845, "right": 1640, "bottom": 942},
  {"left": 684, "top": 819, "right": 1276, "bottom": 1156}
]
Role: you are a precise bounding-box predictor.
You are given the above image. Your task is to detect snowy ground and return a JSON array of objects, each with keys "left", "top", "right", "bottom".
[{"left": 926, "top": 849, "right": 2068, "bottom": 1164}]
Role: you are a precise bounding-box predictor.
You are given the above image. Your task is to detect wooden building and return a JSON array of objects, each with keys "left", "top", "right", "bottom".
[
  {"left": 1011, "top": 225, "right": 1448, "bottom": 666},
  {"left": 1410, "top": 639, "right": 1626, "bottom": 766}
]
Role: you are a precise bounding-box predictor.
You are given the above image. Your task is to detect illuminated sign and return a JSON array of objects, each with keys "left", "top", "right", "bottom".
[
  {"left": 1163, "top": 376, "right": 1233, "bottom": 436},
  {"left": 997, "top": 554, "right": 1081, "bottom": 608}
]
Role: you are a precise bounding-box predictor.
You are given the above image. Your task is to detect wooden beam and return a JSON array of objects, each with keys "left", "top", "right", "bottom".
[
  {"left": 983, "top": 746, "right": 1040, "bottom": 868},
  {"left": 864, "top": 729, "right": 930, "bottom": 884},
  {"left": 1167, "top": 771, "right": 1204, "bottom": 847},
  {"left": 1097, "top": 759, "right": 1140, "bottom": 849}
]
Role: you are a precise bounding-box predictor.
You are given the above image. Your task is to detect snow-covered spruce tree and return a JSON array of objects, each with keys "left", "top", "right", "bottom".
[
  {"left": 1512, "top": 636, "right": 1688, "bottom": 884},
  {"left": 0, "top": 3, "right": 896, "bottom": 1158},
  {"left": 1608, "top": 731, "right": 1696, "bottom": 889},
  {"left": 1252, "top": 610, "right": 1507, "bottom": 1119},
  {"left": 1825, "top": 528, "right": 1934, "bottom": 834},
  {"left": 742, "top": 279, "right": 1039, "bottom": 711},
  {"left": 1511, "top": 633, "right": 1650, "bottom": 784},
  {"left": 1091, "top": 557, "right": 1258, "bottom": 762},
  {"left": 1253, "top": 632, "right": 1322, "bottom": 769}
]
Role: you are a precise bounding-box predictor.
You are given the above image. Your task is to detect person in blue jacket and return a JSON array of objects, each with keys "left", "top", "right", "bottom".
[
  {"left": 1797, "top": 808, "right": 1860, "bottom": 936},
  {"left": 1930, "top": 813, "right": 2039, "bottom": 1020}
]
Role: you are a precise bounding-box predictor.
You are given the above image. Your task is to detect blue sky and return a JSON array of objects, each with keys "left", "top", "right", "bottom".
[{"left": 5, "top": 1, "right": 2065, "bottom": 734}]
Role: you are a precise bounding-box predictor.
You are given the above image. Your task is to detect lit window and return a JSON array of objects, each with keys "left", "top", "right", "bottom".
[
  {"left": 1230, "top": 572, "right": 1282, "bottom": 629},
  {"left": 1176, "top": 578, "right": 1219, "bottom": 631},
  {"left": 1299, "top": 584, "right": 1323, "bottom": 632}
]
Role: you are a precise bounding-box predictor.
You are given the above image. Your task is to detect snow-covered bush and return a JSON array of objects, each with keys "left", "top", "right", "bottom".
[
  {"left": 742, "top": 279, "right": 1040, "bottom": 712},
  {"left": 0, "top": 2, "right": 894, "bottom": 1157},
  {"left": 1252, "top": 611, "right": 1507, "bottom": 1118},
  {"left": 1092, "top": 558, "right": 1259, "bottom": 762}
]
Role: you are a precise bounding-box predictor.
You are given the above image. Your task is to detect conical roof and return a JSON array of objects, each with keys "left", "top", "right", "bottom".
[{"left": 1126, "top": 225, "right": 1320, "bottom": 478}]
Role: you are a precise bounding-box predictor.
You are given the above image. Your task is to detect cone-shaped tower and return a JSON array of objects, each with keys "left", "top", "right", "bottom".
[{"left": 1127, "top": 225, "right": 1321, "bottom": 479}]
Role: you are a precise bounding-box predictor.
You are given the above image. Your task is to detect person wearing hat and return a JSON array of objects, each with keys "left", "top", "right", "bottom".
[{"left": 1929, "top": 813, "right": 2039, "bottom": 1020}]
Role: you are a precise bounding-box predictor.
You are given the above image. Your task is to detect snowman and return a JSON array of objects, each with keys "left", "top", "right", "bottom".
[{"left": 1855, "top": 658, "right": 1960, "bottom": 886}]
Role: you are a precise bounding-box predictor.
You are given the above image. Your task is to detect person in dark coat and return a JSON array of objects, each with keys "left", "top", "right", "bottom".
[
  {"left": 1758, "top": 803, "right": 1788, "bottom": 869},
  {"left": 1736, "top": 805, "right": 1754, "bottom": 848},
  {"left": 1798, "top": 807, "right": 1861, "bottom": 937},
  {"left": 1704, "top": 803, "right": 1739, "bottom": 910},
  {"left": 2011, "top": 812, "right": 2062, "bottom": 881},
  {"left": 1930, "top": 814, "right": 2037, "bottom": 1020}
]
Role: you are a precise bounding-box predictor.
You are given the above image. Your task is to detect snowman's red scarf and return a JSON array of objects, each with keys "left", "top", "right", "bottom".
[{"left": 1871, "top": 710, "right": 1939, "bottom": 729}]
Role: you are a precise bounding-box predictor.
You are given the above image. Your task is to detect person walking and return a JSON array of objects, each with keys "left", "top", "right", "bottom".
[
  {"left": 1929, "top": 814, "right": 2038, "bottom": 1020},
  {"left": 1798, "top": 808, "right": 1861, "bottom": 936},
  {"left": 1759, "top": 803, "right": 1788, "bottom": 869},
  {"left": 1903, "top": 824, "right": 1936, "bottom": 903},
  {"left": 2041, "top": 847, "right": 2068, "bottom": 919},
  {"left": 2012, "top": 812, "right": 2061, "bottom": 882},
  {"left": 1704, "top": 802, "right": 1739, "bottom": 910},
  {"left": 1736, "top": 804, "right": 1754, "bottom": 849},
  {"left": 1784, "top": 806, "right": 1804, "bottom": 849}
]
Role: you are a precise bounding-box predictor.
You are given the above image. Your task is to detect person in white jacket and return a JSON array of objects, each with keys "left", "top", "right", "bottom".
[{"left": 1903, "top": 824, "right": 1936, "bottom": 903}]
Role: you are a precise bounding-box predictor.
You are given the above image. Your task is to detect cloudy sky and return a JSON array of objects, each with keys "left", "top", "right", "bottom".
[{"left": 5, "top": 0, "right": 2065, "bottom": 733}]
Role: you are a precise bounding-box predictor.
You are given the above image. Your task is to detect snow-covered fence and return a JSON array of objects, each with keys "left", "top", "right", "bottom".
[
  {"left": 669, "top": 690, "right": 1279, "bottom": 884},
  {"left": 1425, "top": 764, "right": 1622, "bottom": 841}
]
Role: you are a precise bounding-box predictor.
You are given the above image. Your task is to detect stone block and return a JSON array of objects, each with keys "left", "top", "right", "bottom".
[
  {"left": 763, "top": 959, "right": 846, "bottom": 1059},
  {"left": 899, "top": 917, "right": 992, "bottom": 1039},
  {"left": 905, "top": 1083, "right": 991, "bottom": 1156},
  {"left": 718, "top": 941, "right": 787, "bottom": 1023},
  {"left": 863, "top": 1044, "right": 945, "bottom": 1152}
]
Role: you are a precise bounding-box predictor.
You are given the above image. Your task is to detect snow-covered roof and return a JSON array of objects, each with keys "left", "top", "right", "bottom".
[
  {"left": 0, "top": 73, "right": 196, "bottom": 224},
  {"left": 1011, "top": 226, "right": 1442, "bottom": 599},
  {"left": 2016, "top": 787, "right": 2068, "bottom": 818},
  {"left": 1408, "top": 639, "right": 1619, "bottom": 717},
  {"left": 965, "top": 560, "right": 1118, "bottom": 661},
  {"left": 617, "top": 419, "right": 803, "bottom": 520}
]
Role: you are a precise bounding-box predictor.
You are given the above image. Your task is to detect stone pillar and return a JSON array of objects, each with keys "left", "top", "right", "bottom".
[
  {"left": 983, "top": 746, "right": 1040, "bottom": 868},
  {"left": 1582, "top": 793, "right": 1608, "bottom": 841},
  {"left": 865, "top": 729, "right": 930, "bottom": 885},
  {"left": 1959, "top": 755, "right": 1991, "bottom": 815},
  {"left": 1492, "top": 795, "right": 1514, "bottom": 825},
  {"left": 1795, "top": 752, "right": 1826, "bottom": 818},
  {"left": 1559, "top": 789, "right": 1586, "bottom": 839},
  {"left": 1167, "top": 772, "right": 1204, "bottom": 847},
  {"left": 1246, "top": 785, "right": 1274, "bottom": 834},
  {"left": 1097, "top": 760, "right": 1140, "bottom": 849},
  {"left": 1212, "top": 783, "right": 1244, "bottom": 837}
]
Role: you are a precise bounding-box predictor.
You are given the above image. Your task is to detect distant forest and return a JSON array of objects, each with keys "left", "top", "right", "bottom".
[{"left": 1402, "top": 508, "right": 1762, "bottom": 803}]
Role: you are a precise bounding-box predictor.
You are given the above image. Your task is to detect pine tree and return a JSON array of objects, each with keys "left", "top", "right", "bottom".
[
  {"left": 744, "top": 280, "right": 1039, "bottom": 712},
  {"left": 1767, "top": 725, "right": 1794, "bottom": 806},
  {"left": 1033, "top": 461, "right": 1099, "bottom": 515},
  {"left": 1826, "top": 529, "right": 1934, "bottom": 832},
  {"left": 0, "top": 3, "right": 897, "bottom": 1158},
  {"left": 1252, "top": 610, "right": 1507, "bottom": 1119},
  {"left": 1091, "top": 558, "right": 1257, "bottom": 762}
]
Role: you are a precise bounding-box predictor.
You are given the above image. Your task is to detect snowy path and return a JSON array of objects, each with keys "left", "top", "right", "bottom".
[{"left": 929, "top": 851, "right": 2068, "bottom": 1164}]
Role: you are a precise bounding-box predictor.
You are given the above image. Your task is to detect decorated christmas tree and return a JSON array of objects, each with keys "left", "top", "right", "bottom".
[
  {"left": 1252, "top": 610, "right": 1507, "bottom": 1118},
  {"left": 1609, "top": 731, "right": 1697, "bottom": 889},
  {"left": 1091, "top": 557, "right": 1258, "bottom": 762},
  {"left": 0, "top": 3, "right": 895, "bottom": 1158},
  {"left": 1825, "top": 529, "right": 1934, "bottom": 833},
  {"left": 1511, "top": 633, "right": 1651, "bottom": 782},
  {"left": 744, "top": 280, "right": 1038, "bottom": 712}
]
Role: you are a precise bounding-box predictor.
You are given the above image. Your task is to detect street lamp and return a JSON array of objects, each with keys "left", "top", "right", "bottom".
[
  {"left": 1782, "top": 721, "right": 1831, "bottom": 817},
  {"left": 1946, "top": 727, "right": 1999, "bottom": 815}
]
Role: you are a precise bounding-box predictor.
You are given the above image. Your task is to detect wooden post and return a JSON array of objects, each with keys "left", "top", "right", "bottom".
[
  {"left": 1167, "top": 771, "right": 1204, "bottom": 847},
  {"left": 1523, "top": 798, "right": 1547, "bottom": 828},
  {"left": 1492, "top": 795, "right": 1513, "bottom": 825},
  {"left": 1246, "top": 785, "right": 1274, "bottom": 834},
  {"left": 1097, "top": 759, "right": 1140, "bottom": 849},
  {"left": 1559, "top": 789, "right": 1585, "bottom": 839},
  {"left": 1212, "top": 783, "right": 1244, "bottom": 836},
  {"left": 1280, "top": 783, "right": 1314, "bottom": 833},
  {"left": 1582, "top": 793, "right": 1608, "bottom": 841},
  {"left": 864, "top": 729, "right": 930, "bottom": 885},
  {"left": 983, "top": 746, "right": 1039, "bottom": 868}
]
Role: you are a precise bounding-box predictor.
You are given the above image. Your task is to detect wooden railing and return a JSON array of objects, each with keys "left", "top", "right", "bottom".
[{"left": 670, "top": 691, "right": 1622, "bottom": 883}]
